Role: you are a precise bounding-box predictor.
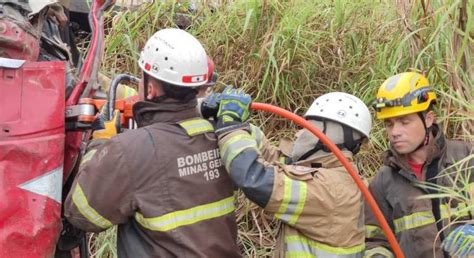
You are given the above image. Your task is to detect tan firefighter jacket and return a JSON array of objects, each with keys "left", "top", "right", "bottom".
[
  {"left": 64, "top": 100, "right": 241, "bottom": 258},
  {"left": 220, "top": 125, "right": 365, "bottom": 258},
  {"left": 364, "top": 124, "right": 474, "bottom": 258}
]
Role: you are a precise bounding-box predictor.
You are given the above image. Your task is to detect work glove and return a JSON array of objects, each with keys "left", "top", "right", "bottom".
[
  {"left": 91, "top": 107, "right": 122, "bottom": 140},
  {"left": 215, "top": 86, "right": 252, "bottom": 137},
  {"left": 200, "top": 92, "right": 222, "bottom": 120},
  {"left": 56, "top": 218, "right": 85, "bottom": 251},
  {"left": 442, "top": 224, "right": 474, "bottom": 257}
]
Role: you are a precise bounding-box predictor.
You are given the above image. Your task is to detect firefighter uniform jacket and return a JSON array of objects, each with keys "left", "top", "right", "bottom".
[
  {"left": 219, "top": 125, "right": 365, "bottom": 258},
  {"left": 364, "top": 124, "right": 474, "bottom": 258},
  {"left": 64, "top": 100, "right": 241, "bottom": 258}
]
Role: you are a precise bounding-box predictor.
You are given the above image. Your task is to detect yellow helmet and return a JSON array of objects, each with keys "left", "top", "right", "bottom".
[{"left": 373, "top": 72, "right": 436, "bottom": 119}]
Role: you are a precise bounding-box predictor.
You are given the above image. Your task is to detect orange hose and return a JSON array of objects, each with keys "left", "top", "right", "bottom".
[{"left": 251, "top": 102, "right": 404, "bottom": 258}]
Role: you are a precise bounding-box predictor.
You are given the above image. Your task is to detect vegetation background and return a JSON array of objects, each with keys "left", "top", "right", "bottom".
[{"left": 86, "top": 0, "right": 473, "bottom": 256}]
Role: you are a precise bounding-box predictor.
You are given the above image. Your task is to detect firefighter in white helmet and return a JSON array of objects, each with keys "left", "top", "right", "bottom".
[
  {"left": 64, "top": 28, "right": 241, "bottom": 257},
  {"left": 208, "top": 89, "right": 372, "bottom": 257}
]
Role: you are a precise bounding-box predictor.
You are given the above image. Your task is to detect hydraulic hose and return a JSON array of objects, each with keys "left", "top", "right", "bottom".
[
  {"left": 107, "top": 74, "right": 140, "bottom": 120},
  {"left": 251, "top": 102, "right": 404, "bottom": 258}
]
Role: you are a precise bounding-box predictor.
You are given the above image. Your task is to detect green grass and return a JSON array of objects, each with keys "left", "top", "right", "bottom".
[
  {"left": 88, "top": 227, "right": 117, "bottom": 258},
  {"left": 91, "top": 0, "right": 474, "bottom": 256},
  {"left": 417, "top": 154, "right": 474, "bottom": 220}
]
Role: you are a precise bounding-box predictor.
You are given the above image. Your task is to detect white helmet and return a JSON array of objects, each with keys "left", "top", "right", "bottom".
[
  {"left": 304, "top": 92, "right": 372, "bottom": 138},
  {"left": 138, "top": 28, "right": 208, "bottom": 87}
]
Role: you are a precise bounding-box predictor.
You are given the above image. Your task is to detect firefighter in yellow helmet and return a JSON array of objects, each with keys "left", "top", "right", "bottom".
[{"left": 365, "top": 72, "right": 473, "bottom": 258}]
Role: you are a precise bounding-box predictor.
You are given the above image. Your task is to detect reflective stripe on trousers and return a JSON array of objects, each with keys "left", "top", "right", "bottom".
[{"left": 285, "top": 235, "right": 364, "bottom": 258}]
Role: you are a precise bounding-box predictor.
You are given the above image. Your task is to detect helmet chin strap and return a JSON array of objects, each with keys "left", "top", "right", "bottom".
[{"left": 413, "top": 112, "right": 431, "bottom": 152}]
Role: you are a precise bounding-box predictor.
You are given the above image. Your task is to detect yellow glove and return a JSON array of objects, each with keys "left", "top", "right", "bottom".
[{"left": 92, "top": 109, "right": 121, "bottom": 140}]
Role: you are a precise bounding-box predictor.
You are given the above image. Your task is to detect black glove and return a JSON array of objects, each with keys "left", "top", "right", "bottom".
[
  {"left": 200, "top": 93, "right": 222, "bottom": 120},
  {"left": 56, "top": 219, "right": 85, "bottom": 251}
]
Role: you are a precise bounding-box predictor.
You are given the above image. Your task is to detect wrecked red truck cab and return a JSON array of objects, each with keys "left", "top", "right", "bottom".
[{"left": 0, "top": 59, "right": 66, "bottom": 257}]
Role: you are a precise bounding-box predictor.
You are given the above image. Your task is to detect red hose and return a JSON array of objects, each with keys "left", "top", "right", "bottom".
[{"left": 251, "top": 102, "right": 404, "bottom": 258}]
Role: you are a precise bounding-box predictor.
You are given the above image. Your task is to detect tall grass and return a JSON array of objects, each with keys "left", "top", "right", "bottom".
[
  {"left": 92, "top": 0, "right": 473, "bottom": 256},
  {"left": 417, "top": 154, "right": 474, "bottom": 251}
]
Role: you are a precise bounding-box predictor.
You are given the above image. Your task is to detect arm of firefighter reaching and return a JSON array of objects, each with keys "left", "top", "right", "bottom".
[
  {"left": 218, "top": 130, "right": 276, "bottom": 207},
  {"left": 218, "top": 128, "right": 307, "bottom": 210},
  {"left": 64, "top": 112, "right": 136, "bottom": 232},
  {"left": 364, "top": 170, "right": 395, "bottom": 258},
  {"left": 215, "top": 87, "right": 312, "bottom": 214},
  {"left": 213, "top": 87, "right": 276, "bottom": 207}
]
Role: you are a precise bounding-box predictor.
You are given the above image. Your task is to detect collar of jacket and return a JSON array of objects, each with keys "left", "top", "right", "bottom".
[
  {"left": 132, "top": 99, "right": 199, "bottom": 127},
  {"left": 383, "top": 123, "right": 447, "bottom": 180},
  {"left": 294, "top": 150, "right": 354, "bottom": 169}
]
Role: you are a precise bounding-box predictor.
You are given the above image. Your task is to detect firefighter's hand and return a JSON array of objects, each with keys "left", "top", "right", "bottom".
[
  {"left": 200, "top": 93, "right": 222, "bottom": 120},
  {"left": 215, "top": 86, "right": 251, "bottom": 136},
  {"left": 92, "top": 109, "right": 121, "bottom": 140},
  {"left": 217, "top": 86, "right": 251, "bottom": 123},
  {"left": 442, "top": 224, "right": 474, "bottom": 257}
]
